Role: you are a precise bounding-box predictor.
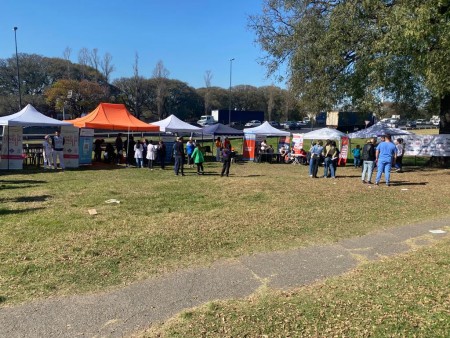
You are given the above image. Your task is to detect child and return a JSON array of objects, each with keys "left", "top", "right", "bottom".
[
  {"left": 191, "top": 143, "right": 205, "bottom": 175},
  {"left": 352, "top": 144, "right": 361, "bottom": 168}
]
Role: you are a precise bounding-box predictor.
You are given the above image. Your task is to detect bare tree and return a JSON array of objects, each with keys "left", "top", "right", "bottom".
[
  {"left": 100, "top": 52, "right": 115, "bottom": 83},
  {"left": 78, "top": 48, "right": 90, "bottom": 79},
  {"left": 203, "top": 70, "right": 213, "bottom": 114},
  {"left": 89, "top": 48, "right": 100, "bottom": 72},
  {"left": 152, "top": 60, "right": 170, "bottom": 119},
  {"left": 62, "top": 46, "right": 72, "bottom": 79},
  {"left": 131, "top": 52, "right": 144, "bottom": 118}
]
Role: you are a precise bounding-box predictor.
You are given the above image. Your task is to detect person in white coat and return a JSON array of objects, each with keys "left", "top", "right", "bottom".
[
  {"left": 134, "top": 140, "right": 144, "bottom": 168},
  {"left": 42, "top": 135, "right": 53, "bottom": 169},
  {"left": 146, "top": 140, "right": 158, "bottom": 170}
]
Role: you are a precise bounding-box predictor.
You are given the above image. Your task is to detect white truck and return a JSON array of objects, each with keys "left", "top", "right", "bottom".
[{"left": 197, "top": 115, "right": 217, "bottom": 126}]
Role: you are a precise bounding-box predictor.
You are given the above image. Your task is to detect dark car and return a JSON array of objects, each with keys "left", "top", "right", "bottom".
[{"left": 406, "top": 120, "right": 417, "bottom": 128}]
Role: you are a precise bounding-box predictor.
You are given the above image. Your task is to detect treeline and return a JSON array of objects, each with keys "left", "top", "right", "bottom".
[{"left": 0, "top": 53, "right": 304, "bottom": 122}]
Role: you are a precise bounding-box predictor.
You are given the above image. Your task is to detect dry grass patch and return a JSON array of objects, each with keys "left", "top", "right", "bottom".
[{"left": 1, "top": 162, "right": 449, "bottom": 305}]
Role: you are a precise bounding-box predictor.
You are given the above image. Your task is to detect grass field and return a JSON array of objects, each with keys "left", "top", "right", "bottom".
[
  {"left": 144, "top": 238, "right": 450, "bottom": 337},
  {"left": 1, "top": 159, "right": 449, "bottom": 307}
]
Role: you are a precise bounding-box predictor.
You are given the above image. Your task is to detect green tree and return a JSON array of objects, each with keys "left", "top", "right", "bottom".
[{"left": 250, "top": 0, "right": 450, "bottom": 133}]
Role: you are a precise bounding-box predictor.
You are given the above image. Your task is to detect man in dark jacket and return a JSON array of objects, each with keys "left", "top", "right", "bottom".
[
  {"left": 361, "top": 137, "right": 376, "bottom": 184},
  {"left": 173, "top": 137, "right": 185, "bottom": 176}
]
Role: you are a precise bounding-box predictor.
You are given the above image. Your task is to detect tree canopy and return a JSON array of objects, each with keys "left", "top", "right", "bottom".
[{"left": 250, "top": 0, "right": 450, "bottom": 133}]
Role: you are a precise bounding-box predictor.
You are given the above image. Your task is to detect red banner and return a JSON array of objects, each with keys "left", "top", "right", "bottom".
[{"left": 338, "top": 136, "right": 349, "bottom": 166}]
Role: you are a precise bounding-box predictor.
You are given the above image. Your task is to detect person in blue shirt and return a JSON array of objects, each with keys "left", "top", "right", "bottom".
[
  {"left": 352, "top": 144, "right": 362, "bottom": 168},
  {"left": 186, "top": 137, "right": 196, "bottom": 168},
  {"left": 375, "top": 134, "right": 397, "bottom": 186},
  {"left": 308, "top": 140, "right": 323, "bottom": 178}
]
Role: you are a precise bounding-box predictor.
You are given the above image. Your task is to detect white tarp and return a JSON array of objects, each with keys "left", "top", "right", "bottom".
[
  {"left": 151, "top": 114, "right": 201, "bottom": 133},
  {"left": 348, "top": 122, "right": 414, "bottom": 139},
  {"left": 399, "top": 134, "right": 450, "bottom": 157},
  {"left": 0, "top": 104, "right": 72, "bottom": 127},
  {"left": 302, "top": 127, "right": 346, "bottom": 140},
  {"left": 243, "top": 121, "right": 290, "bottom": 136}
]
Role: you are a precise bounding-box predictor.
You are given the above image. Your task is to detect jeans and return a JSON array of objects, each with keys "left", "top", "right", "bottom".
[
  {"left": 376, "top": 160, "right": 392, "bottom": 184},
  {"left": 216, "top": 148, "right": 221, "bottom": 162},
  {"left": 221, "top": 159, "right": 231, "bottom": 176},
  {"left": 395, "top": 156, "right": 403, "bottom": 170},
  {"left": 309, "top": 156, "right": 319, "bottom": 177},
  {"left": 361, "top": 160, "right": 374, "bottom": 182},
  {"left": 323, "top": 157, "right": 335, "bottom": 178},
  {"left": 174, "top": 155, "right": 184, "bottom": 175},
  {"left": 52, "top": 150, "right": 65, "bottom": 169},
  {"left": 354, "top": 156, "right": 361, "bottom": 167},
  {"left": 135, "top": 158, "right": 143, "bottom": 168}
]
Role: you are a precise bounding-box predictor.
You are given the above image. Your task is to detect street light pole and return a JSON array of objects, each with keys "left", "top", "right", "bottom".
[
  {"left": 13, "top": 27, "right": 22, "bottom": 110},
  {"left": 228, "top": 58, "right": 235, "bottom": 125}
]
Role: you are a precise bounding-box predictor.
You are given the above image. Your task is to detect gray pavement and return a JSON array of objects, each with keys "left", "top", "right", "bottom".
[{"left": 1, "top": 217, "right": 449, "bottom": 338}]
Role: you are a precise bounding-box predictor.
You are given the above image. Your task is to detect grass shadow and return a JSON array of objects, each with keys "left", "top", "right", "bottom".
[{"left": 0, "top": 207, "right": 46, "bottom": 216}]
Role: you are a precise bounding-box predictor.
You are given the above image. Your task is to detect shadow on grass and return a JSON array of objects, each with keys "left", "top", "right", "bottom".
[
  {"left": 0, "top": 295, "right": 7, "bottom": 303},
  {"left": 0, "top": 207, "right": 46, "bottom": 215},
  {"left": 391, "top": 181, "right": 428, "bottom": 186},
  {"left": 0, "top": 195, "right": 52, "bottom": 203}
]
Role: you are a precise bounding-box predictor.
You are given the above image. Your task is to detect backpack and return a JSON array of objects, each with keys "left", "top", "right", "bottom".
[{"left": 362, "top": 144, "right": 373, "bottom": 161}]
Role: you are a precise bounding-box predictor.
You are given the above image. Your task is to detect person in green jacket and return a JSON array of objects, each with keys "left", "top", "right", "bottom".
[{"left": 191, "top": 143, "right": 205, "bottom": 175}]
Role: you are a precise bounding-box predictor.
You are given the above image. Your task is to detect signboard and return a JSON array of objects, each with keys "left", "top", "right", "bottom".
[
  {"left": 61, "top": 126, "right": 79, "bottom": 168},
  {"left": 242, "top": 134, "right": 256, "bottom": 161},
  {"left": 0, "top": 126, "right": 23, "bottom": 169},
  {"left": 338, "top": 136, "right": 349, "bottom": 166},
  {"left": 278, "top": 136, "right": 291, "bottom": 152},
  {"left": 292, "top": 133, "right": 304, "bottom": 154},
  {"left": 399, "top": 134, "right": 450, "bottom": 157}
]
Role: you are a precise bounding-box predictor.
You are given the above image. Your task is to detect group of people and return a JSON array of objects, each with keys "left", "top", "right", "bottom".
[
  {"left": 42, "top": 131, "right": 65, "bottom": 171},
  {"left": 360, "top": 134, "right": 404, "bottom": 186},
  {"left": 308, "top": 140, "right": 340, "bottom": 178}
]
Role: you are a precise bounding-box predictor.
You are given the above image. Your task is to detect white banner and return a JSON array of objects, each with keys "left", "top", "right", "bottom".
[
  {"left": 0, "top": 126, "right": 23, "bottom": 169},
  {"left": 399, "top": 134, "right": 450, "bottom": 157},
  {"left": 61, "top": 126, "right": 80, "bottom": 168}
]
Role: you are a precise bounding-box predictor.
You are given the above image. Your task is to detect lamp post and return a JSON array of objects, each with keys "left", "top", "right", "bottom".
[
  {"left": 13, "top": 27, "right": 22, "bottom": 110},
  {"left": 228, "top": 58, "right": 235, "bottom": 125}
]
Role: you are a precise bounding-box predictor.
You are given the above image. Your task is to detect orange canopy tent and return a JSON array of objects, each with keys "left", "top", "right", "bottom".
[{"left": 66, "top": 103, "right": 159, "bottom": 132}]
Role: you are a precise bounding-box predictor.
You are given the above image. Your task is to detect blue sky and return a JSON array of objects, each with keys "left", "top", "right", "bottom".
[{"left": 1, "top": 0, "right": 285, "bottom": 89}]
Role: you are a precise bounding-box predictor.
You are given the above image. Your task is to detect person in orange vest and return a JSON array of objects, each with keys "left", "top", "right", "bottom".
[{"left": 215, "top": 137, "right": 222, "bottom": 162}]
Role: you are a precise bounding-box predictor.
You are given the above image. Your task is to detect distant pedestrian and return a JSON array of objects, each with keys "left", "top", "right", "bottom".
[
  {"left": 173, "top": 137, "right": 185, "bottom": 176},
  {"left": 42, "top": 135, "right": 53, "bottom": 169},
  {"left": 322, "top": 140, "right": 337, "bottom": 178},
  {"left": 186, "top": 137, "right": 196, "bottom": 168},
  {"left": 309, "top": 140, "right": 323, "bottom": 178},
  {"left": 361, "top": 138, "right": 376, "bottom": 184},
  {"left": 394, "top": 138, "right": 404, "bottom": 172},
  {"left": 115, "top": 133, "right": 123, "bottom": 164},
  {"left": 93, "top": 138, "right": 103, "bottom": 162},
  {"left": 221, "top": 143, "right": 232, "bottom": 177},
  {"left": 146, "top": 140, "right": 158, "bottom": 170},
  {"left": 375, "top": 134, "right": 397, "bottom": 186},
  {"left": 215, "top": 137, "right": 222, "bottom": 162},
  {"left": 51, "top": 130, "right": 65, "bottom": 170},
  {"left": 191, "top": 143, "right": 205, "bottom": 175},
  {"left": 352, "top": 144, "right": 361, "bottom": 168},
  {"left": 158, "top": 140, "right": 166, "bottom": 169},
  {"left": 134, "top": 140, "right": 144, "bottom": 168}
]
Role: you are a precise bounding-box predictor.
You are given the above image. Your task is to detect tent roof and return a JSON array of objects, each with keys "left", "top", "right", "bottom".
[
  {"left": 201, "top": 123, "right": 243, "bottom": 136},
  {"left": 302, "top": 127, "right": 347, "bottom": 140},
  {"left": 0, "top": 104, "right": 72, "bottom": 127},
  {"left": 348, "top": 122, "right": 414, "bottom": 139},
  {"left": 65, "top": 103, "right": 159, "bottom": 132},
  {"left": 243, "top": 121, "right": 290, "bottom": 136},
  {"left": 151, "top": 114, "right": 201, "bottom": 133}
]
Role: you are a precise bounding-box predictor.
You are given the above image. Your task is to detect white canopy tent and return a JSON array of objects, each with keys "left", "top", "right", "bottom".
[
  {"left": 0, "top": 104, "right": 72, "bottom": 127},
  {"left": 0, "top": 104, "right": 72, "bottom": 170},
  {"left": 151, "top": 114, "right": 201, "bottom": 133},
  {"left": 348, "top": 122, "right": 414, "bottom": 139},
  {"left": 243, "top": 121, "right": 290, "bottom": 136},
  {"left": 302, "top": 127, "right": 347, "bottom": 140}
]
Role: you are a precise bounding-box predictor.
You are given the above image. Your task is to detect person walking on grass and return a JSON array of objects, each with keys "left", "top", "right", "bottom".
[
  {"left": 375, "top": 134, "right": 397, "bottom": 186},
  {"left": 221, "top": 144, "right": 232, "bottom": 177},
  {"left": 134, "top": 140, "right": 144, "bottom": 168},
  {"left": 361, "top": 138, "right": 376, "bottom": 184},
  {"left": 173, "top": 137, "right": 185, "bottom": 176},
  {"left": 394, "top": 138, "right": 404, "bottom": 172},
  {"left": 186, "top": 137, "right": 196, "bottom": 168},
  {"left": 309, "top": 140, "right": 323, "bottom": 178},
  {"left": 191, "top": 143, "right": 205, "bottom": 175}
]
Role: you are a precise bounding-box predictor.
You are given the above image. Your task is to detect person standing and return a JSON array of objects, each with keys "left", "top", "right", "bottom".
[
  {"left": 215, "top": 137, "right": 222, "bottom": 162},
  {"left": 221, "top": 143, "right": 232, "bottom": 177},
  {"left": 322, "top": 140, "right": 337, "bottom": 178},
  {"left": 173, "top": 137, "right": 185, "bottom": 176},
  {"left": 361, "top": 138, "right": 376, "bottom": 184},
  {"left": 186, "top": 137, "right": 196, "bottom": 168},
  {"left": 394, "top": 138, "right": 404, "bottom": 172},
  {"left": 352, "top": 144, "right": 362, "bottom": 168},
  {"left": 191, "top": 143, "right": 205, "bottom": 175},
  {"left": 158, "top": 140, "right": 166, "bottom": 169},
  {"left": 42, "top": 135, "right": 53, "bottom": 169},
  {"left": 51, "top": 130, "right": 65, "bottom": 171},
  {"left": 115, "top": 133, "right": 123, "bottom": 164},
  {"left": 309, "top": 140, "right": 323, "bottom": 178},
  {"left": 134, "top": 140, "right": 144, "bottom": 168},
  {"left": 375, "top": 134, "right": 397, "bottom": 186},
  {"left": 146, "top": 140, "right": 158, "bottom": 170}
]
